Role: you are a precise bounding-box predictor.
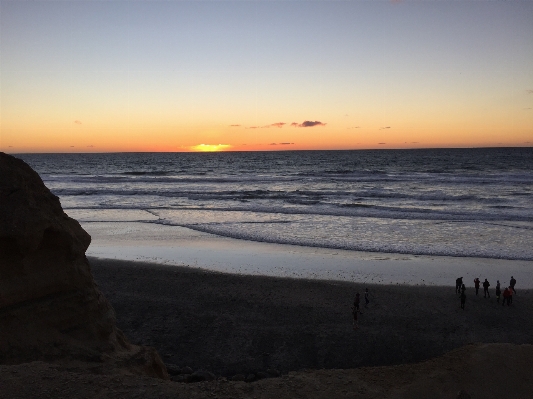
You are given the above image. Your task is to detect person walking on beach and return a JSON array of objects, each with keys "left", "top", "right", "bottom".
[
  {"left": 496, "top": 281, "right": 501, "bottom": 304},
  {"left": 460, "top": 290, "right": 466, "bottom": 310},
  {"left": 352, "top": 293, "right": 362, "bottom": 330},
  {"left": 461, "top": 283, "right": 466, "bottom": 294},
  {"left": 354, "top": 292, "right": 362, "bottom": 313},
  {"left": 508, "top": 286, "right": 513, "bottom": 305},
  {"left": 352, "top": 304, "right": 359, "bottom": 330},
  {"left": 474, "top": 278, "right": 480, "bottom": 296},
  {"left": 510, "top": 276, "right": 516, "bottom": 294},
  {"left": 456, "top": 277, "right": 463, "bottom": 294},
  {"left": 364, "top": 288, "right": 370, "bottom": 307},
  {"left": 502, "top": 287, "right": 510, "bottom": 306},
  {"left": 483, "top": 279, "right": 491, "bottom": 298}
]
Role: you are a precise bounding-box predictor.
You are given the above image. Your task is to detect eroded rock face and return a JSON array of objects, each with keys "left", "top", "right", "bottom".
[{"left": 0, "top": 153, "right": 168, "bottom": 379}]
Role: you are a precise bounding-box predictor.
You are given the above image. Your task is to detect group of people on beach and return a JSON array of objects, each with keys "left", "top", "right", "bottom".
[
  {"left": 351, "top": 288, "right": 369, "bottom": 330},
  {"left": 456, "top": 276, "right": 517, "bottom": 310}
]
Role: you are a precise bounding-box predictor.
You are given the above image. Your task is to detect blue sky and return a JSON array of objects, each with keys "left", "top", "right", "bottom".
[{"left": 1, "top": 0, "right": 532, "bottom": 152}]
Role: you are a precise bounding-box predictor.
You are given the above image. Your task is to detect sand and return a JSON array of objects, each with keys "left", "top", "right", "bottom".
[
  {"left": 88, "top": 258, "right": 533, "bottom": 377},
  {"left": 1, "top": 257, "right": 532, "bottom": 398}
]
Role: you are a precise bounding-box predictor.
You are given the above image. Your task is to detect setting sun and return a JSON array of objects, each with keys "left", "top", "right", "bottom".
[{"left": 191, "top": 144, "right": 232, "bottom": 152}]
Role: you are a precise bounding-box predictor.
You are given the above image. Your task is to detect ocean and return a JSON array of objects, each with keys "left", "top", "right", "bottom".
[{"left": 17, "top": 148, "right": 533, "bottom": 261}]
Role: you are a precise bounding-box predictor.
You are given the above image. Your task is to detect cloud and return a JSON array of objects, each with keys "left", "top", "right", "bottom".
[
  {"left": 291, "top": 121, "right": 326, "bottom": 128},
  {"left": 280, "top": 142, "right": 294, "bottom": 145},
  {"left": 246, "top": 126, "right": 260, "bottom": 129},
  {"left": 300, "top": 120, "right": 326, "bottom": 127},
  {"left": 347, "top": 126, "right": 360, "bottom": 129},
  {"left": 269, "top": 122, "right": 286, "bottom": 128},
  {"left": 378, "top": 143, "right": 386, "bottom": 145},
  {"left": 87, "top": 145, "right": 94, "bottom": 147},
  {"left": 74, "top": 120, "right": 82, "bottom": 125},
  {"left": 379, "top": 126, "right": 391, "bottom": 130},
  {"left": 229, "top": 124, "right": 241, "bottom": 127}
]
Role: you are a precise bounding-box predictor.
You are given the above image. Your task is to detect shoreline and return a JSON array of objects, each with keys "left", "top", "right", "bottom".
[
  {"left": 83, "top": 221, "right": 533, "bottom": 288},
  {"left": 90, "top": 257, "right": 533, "bottom": 378}
]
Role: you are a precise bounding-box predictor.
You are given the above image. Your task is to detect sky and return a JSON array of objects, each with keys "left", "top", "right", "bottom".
[{"left": 1, "top": 0, "right": 532, "bottom": 153}]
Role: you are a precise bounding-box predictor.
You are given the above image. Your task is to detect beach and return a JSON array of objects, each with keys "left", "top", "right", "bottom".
[{"left": 89, "top": 257, "right": 533, "bottom": 378}]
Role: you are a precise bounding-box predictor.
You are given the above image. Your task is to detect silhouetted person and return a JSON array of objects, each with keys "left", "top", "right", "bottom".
[
  {"left": 495, "top": 281, "right": 501, "bottom": 303},
  {"left": 508, "top": 286, "right": 513, "bottom": 305},
  {"left": 460, "top": 291, "right": 466, "bottom": 310},
  {"left": 352, "top": 295, "right": 361, "bottom": 330},
  {"left": 461, "top": 283, "right": 466, "bottom": 293},
  {"left": 510, "top": 276, "right": 516, "bottom": 294},
  {"left": 502, "top": 287, "right": 511, "bottom": 306},
  {"left": 364, "top": 288, "right": 370, "bottom": 307},
  {"left": 474, "top": 278, "right": 480, "bottom": 296},
  {"left": 483, "top": 279, "right": 490, "bottom": 298},
  {"left": 456, "top": 277, "right": 463, "bottom": 294},
  {"left": 354, "top": 292, "right": 361, "bottom": 313}
]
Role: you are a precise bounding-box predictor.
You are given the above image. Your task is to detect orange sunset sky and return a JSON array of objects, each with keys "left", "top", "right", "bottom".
[{"left": 1, "top": 1, "right": 532, "bottom": 153}]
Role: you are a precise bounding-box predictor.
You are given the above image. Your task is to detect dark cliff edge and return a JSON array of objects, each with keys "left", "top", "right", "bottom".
[{"left": 0, "top": 152, "right": 168, "bottom": 380}]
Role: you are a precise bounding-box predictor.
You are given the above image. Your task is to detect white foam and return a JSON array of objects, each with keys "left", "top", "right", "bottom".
[{"left": 83, "top": 221, "right": 533, "bottom": 288}]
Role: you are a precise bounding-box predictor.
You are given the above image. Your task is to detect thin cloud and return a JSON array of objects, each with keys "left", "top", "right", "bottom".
[
  {"left": 347, "top": 126, "right": 360, "bottom": 129},
  {"left": 246, "top": 126, "right": 260, "bottom": 129},
  {"left": 74, "top": 120, "right": 82, "bottom": 125},
  {"left": 379, "top": 126, "right": 391, "bottom": 130},
  {"left": 269, "top": 122, "right": 286, "bottom": 128},
  {"left": 269, "top": 143, "right": 277, "bottom": 145},
  {"left": 229, "top": 124, "right": 241, "bottom": 127},
  {"left": 378, "top": 143, "right": 386, "bottom": 145},
  {"left": 291, "top": 121, "right": 326, "bottom": 128},
  {"left": 280, "top": 142, "right": 294, "bottom": 145}
]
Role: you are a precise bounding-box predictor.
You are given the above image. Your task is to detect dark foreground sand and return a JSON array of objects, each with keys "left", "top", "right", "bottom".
[
  {"left": 2, "top": 258, "right": 533, "bottom": 399},
  {"left": 89, "top": 258, "right": 533, "bottom": 377}
]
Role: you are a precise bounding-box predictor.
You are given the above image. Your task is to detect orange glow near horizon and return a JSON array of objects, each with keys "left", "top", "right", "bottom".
[{"left": 191, "top": 144, "right": 232, "bottom": 152}]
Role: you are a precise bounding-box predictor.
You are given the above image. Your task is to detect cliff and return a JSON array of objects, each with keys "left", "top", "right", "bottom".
[{"left": 0, "top": 152, "right": 168, "bottom": 379}]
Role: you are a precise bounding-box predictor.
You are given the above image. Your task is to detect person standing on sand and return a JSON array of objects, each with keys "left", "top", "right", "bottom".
[
  {"left": 461, "top": 283, "right": 466, "bottom": 294},
  {"left": 496, "top": 281, "right": 501, "bottom": 304},
  {"left": 364, "top": 288, "right": 370, "bottom": 307},
  {"left": 502, "top": 287, "right": 510, "bottom": 306},
  {"left": 483, "top": 279, "right": 490, "bottom": 298},
  {"left": 354, "top": 292, "right": 362, "bottom": 313},
  {"left": 460, "top": 290, "right": 466, "bottom": 310},
  {"left": 352, "top": 304, "right": 359, "bottom": 330},
  {"left": 508, "top": 286, "right": 513, "bottom": 305},
  {"left": 456, "top": 277, "right": 463, "bottom": 294},
  {"left": 510, "top": 276, "right": 517, "bottom": 294},
  {"left": 474, "top": 278, "right": 480, "bottom": 296}
]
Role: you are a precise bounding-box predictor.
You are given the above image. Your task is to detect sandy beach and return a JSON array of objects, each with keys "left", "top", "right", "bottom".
[
  {"left": 89, "top": 258, "right": 533, "bottom": 377},
  {"left": 2, "top": 257, "right": 532, "bottom": 399}
]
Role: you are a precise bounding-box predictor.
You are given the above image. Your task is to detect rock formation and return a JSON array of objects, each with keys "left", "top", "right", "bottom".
[{"left": 0, "top": 152, "right": 168, "bottom": 379}]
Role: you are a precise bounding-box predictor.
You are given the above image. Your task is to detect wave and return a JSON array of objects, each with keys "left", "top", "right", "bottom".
[{"left": 146, "top": 219, "right": 533, "bottom": 261}]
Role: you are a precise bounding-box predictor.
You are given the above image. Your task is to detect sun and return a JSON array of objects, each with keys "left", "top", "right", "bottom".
[{"left": 191, "top": 144, "right": 232, "bottom": 152}]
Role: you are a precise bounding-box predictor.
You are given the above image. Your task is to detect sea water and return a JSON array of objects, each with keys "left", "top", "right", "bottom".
[{"left": 17, "top": 148, "right": 533, "bottom": 261}]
